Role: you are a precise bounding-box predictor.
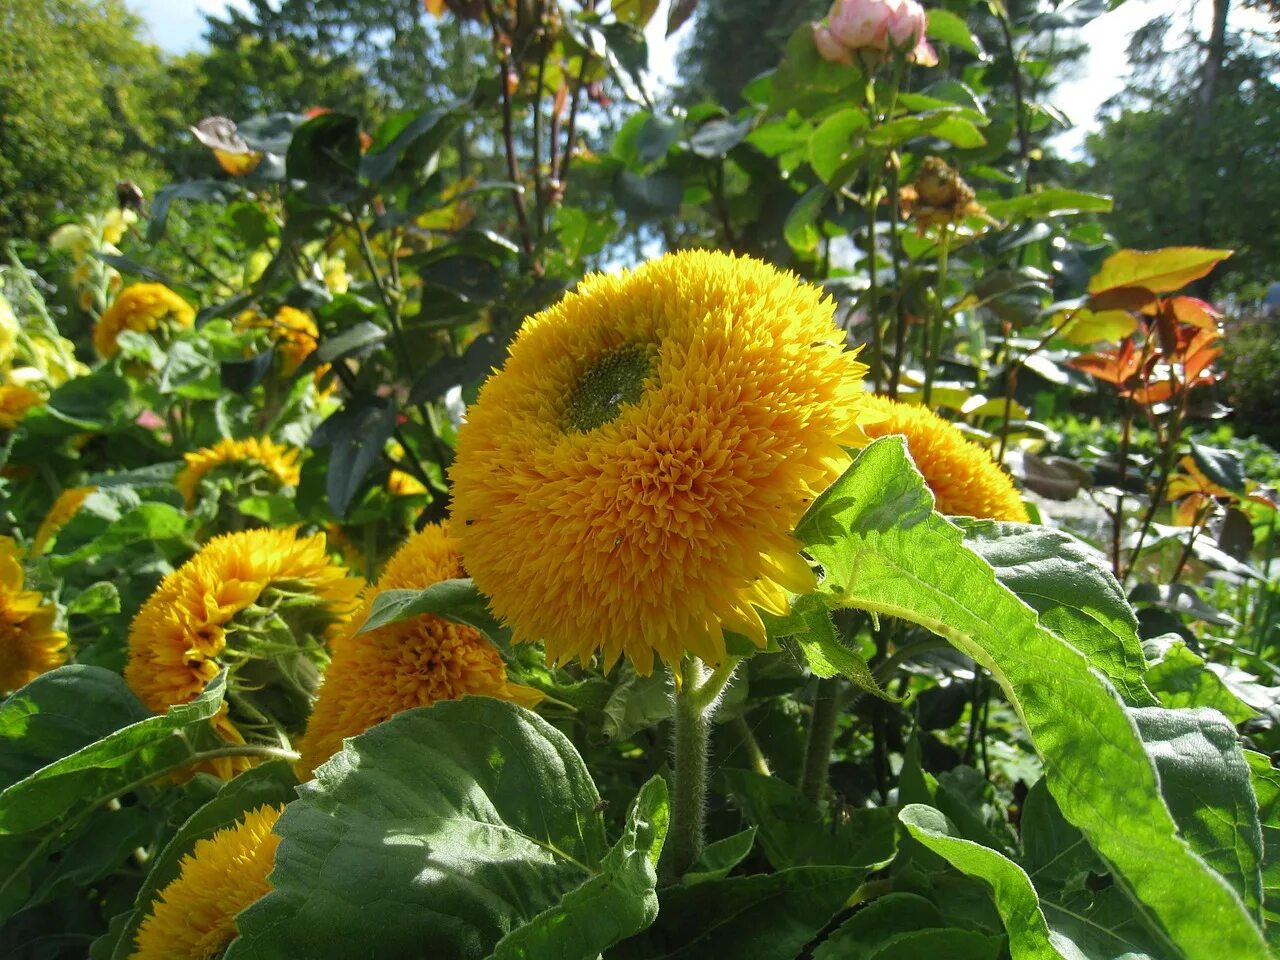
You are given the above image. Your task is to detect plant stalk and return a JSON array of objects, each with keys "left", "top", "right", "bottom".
[{"left": 800, "top": 676, "right": 843, "bottom": 808}]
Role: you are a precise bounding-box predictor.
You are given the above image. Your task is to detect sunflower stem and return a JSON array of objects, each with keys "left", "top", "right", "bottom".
[
  {"left": 800, "top": 676, "right": 843, "bottom": 808},
  {"left": 663, "top": 655, "right": 736, "bottom": 883}
]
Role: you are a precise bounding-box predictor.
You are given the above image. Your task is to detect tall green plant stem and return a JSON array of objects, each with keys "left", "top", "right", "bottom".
[
  {"left": 663, "top": 655, "right": 738, "bottom": 883},
  {"left": 799, "top": 677, "right": 843, "bottom": 807},
  {"left": 922, "top": 227, "right": 952, "bottom": 406}
]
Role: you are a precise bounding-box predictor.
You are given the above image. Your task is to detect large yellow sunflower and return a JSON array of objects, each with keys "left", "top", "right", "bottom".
[
  {"left": 0, "top": 537, "right": 69, "bottom": 694},
  {"left": 299, "top": 522, "right": 541, "bottom": 775},
  {"left": 124, "top": 529, "right": 362, "bottom": 755},
  {"left": 859, "top": 394, "right": 1029, "bottom": 522},
  {"left": 0, "top": 384, "right": 43, "bottom": 430},
  {"left": 449, "top": 250, "right": 873, "bottom": 675},
  {"left": 32, "top": 485, "right": 96, "bottom": 555},
  {"left": 174, "top": 436, "right": 302, "bottom": 508},
  {"left": 94, "top": 283, "right": 195, "bottom": 359},
  {"left": 130, "top": 803, "right": 284, "bottom": 960}
]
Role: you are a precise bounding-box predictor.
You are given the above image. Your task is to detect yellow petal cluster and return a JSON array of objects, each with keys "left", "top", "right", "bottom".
[
  {"left": 299, "top": 522, "right": 541, "bottom": 775},
  {"left": 124, "top": 528, "right": 362, "bottom": 718},
  {"left": 130, "top": 803, "right": 284, "bottom": 960},
  {"left": 32, "top": 485, "right": 96, "bottom": 555},
  {"left": 859, "top": 394, "right": 1029, "bottom": 522},
  {"left": 174, "top": 436, "right": 302, "bottom": 508},
  {"left": 0, "top": 537, "right": 68, "bottom": 694},
  {"left": 0, "top": 384, "right": 43, "bottom": 429},
  {"left": 449, "top": 250, "right": 873, "bottom": 674},
  {"left": 237, "top": 306, "right": 322, "bottom": 376},
  {"left": 94, "top": 283, "right": 195, "bottom": 358}
]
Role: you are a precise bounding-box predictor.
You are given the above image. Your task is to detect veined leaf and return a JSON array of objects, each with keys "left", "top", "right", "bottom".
[
  {"left": 1087, "top": 247, "right": 1232, "bottom": 297},
  {"left": 1244, "top": 751, "right": 1280, "bottom": 945},
  {"left": 795, "top": 438, "right": 1269, "bottom": 960},
  {"left": 360, "top": 578, "right": 511, "bottom": 653},
  {"left": 228, "top": 699, "right": 655, "bottom": 959},
  {"left": 901, "top": 804, "right": 1062, "bottom": 960}
]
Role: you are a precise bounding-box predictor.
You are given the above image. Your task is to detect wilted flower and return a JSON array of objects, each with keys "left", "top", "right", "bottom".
[
  {"left": 814, "top": 0, "right": 937, "bottom": 67},
  {"left": 900, "top": 156, "right": 986, "bottom": 229}
]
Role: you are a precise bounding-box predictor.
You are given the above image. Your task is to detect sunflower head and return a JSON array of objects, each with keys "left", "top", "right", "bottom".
[
  {"left": 236, "top": 306, "right": 322, "bottom": 377},
  {"left": 859, "top": 394, "right": 1029, "bottom": 521},
  {"left": 299, "top": 522, "right": 541, "bottom": 775},
  {"left": 0, "top": 385, "right": 43, "bottom": 430},
  {"left": 94, "top": 283, "right": 195, "bottom": 359},
  {"left": 130, "top": 803, "right": 284, "bottom": 960},
  {"left": 0, "top": 537, "right": 68, "bottom": 694},
  {"left": 175, "top": 436, "right": 302, "bottom": 509},
  {"left": 449, "top": 250, "right": 873, "bottom": 675},
  {"left": 124, "top": 528, "right": 362, "bottom": 766},
  {"left": 32, "top": 485, "right": 96, "bottom": 555}
]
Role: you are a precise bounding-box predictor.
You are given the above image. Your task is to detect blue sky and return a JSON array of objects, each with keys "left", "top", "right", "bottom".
[{"left": 127, "top": 0, "right": 1268, "bottom": 156}]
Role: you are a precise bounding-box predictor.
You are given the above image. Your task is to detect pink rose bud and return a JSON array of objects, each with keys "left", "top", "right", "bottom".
[
  {"left": 135, "top": 409, "right": 165, "bottom": 430},
  {"left": 827, "top": 0, "right": 892, "bottom": 50},
  {"left": 885, "top": 0, "right": 928, "bottom": 48},
  {"left": 909, "top": 38, "right": 939, "bottom": 67},
  {"left": 813, "top": 23, "right": 853, "bottom": 63}
]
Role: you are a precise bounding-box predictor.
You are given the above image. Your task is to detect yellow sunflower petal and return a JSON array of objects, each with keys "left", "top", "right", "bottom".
[
  {"left": 32, "top": 486, "right": 96, "bottom": 555},
  {"left": 174, "top": 436, "right": 302, "bottom": 508},
  {"left": 298, "top": 522, "right": 540, "bottom": 776},
  {"left": 94, "top": 283, "right": 195, "bottom": 359},
  {"left": 130, "top": 803, "right": 284, "bottom": 960},
  {"left": 0, "top": 537, "right": 68, "bottom": 694},
  {"left": 449, "top": 250, "right": 875, "bottom": 674}
]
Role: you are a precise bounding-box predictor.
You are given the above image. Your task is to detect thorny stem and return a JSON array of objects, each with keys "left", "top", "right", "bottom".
[{"left": 663, "top": 656, "right": 739, "bottom": 883}]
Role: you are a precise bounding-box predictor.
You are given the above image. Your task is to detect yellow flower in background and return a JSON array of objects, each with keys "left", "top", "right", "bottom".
[
  {"left": 124, "top": 528, "right": 362, "bottom": 748},
  {"left": 0, "top": 537, "right": 68, "bottom": 694},
  {"left": 236, "top": 306, "right": 321, "bottom": 377},
  {"left": 299, "top": 523, "right": 541, "bottom": 775},
  {"left": 387, "top": 468, "right": 427, "bottom": 497},
  {"left": 101, "top": 208, "right": 138, "bottom": 247},
  {"left": 0, "top": 385, "right": 43, "bottom": 430},
  {"left": 175, "top": 436, "right": 302, "bottom": 508},
  {"left": 94, "top": 283, "right": 195, "bottom": 358},
  {"left": 32, "top": 486, "right": 96, "bottom": 555},
  {"left": 129, "top": 803, "right": 284, "bottom": 960},
  {"left": 859, "top": 394, "right": 1029, "bottom": 522},
  {"left": 450, "top": 250, "right": 873, "bottom": 675}
]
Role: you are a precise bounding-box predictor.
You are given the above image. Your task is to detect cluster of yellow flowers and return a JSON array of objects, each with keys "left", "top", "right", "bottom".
[
  {"left": 235, "top": 305, "right": 325, "bottom": 377},
  {"left": 94, "top": 282, "right": 196, "bottom": 359}
]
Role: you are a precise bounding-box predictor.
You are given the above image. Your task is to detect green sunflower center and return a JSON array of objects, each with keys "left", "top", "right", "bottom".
[{"left": 565, "top": 345, "right": 652, "bottom": 433}]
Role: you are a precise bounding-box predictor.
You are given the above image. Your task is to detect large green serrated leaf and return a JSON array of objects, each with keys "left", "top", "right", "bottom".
[
  {"left": 901, "top": 804, "right": 1068, "bottom": 960},
  {"left": 1244, "top": 752, "right": 1280, "bottom": 946},
  {"left": 1144, "top": 637, "right": 1257, "bottom": 724},
  {"left": 772, "top": 593, "right": 894, "bottom": 702},
  {"left": 228, "top": 698, "right": 614, "bottom": 959},
  {"left": 795, "top": 438, "right": 1268, "bottom": 960},
  {"left": 1130, "top": 707, "right": 1264, "bottom": 919},
  {"left": 607, "top": 866, "right": 864, "bottom": 960},
  {"left": 489, "top": 775, "right": 668, "bottom": 959},
  {"left": 104, "top": 761, "right": 299, "bottom": 960},
  {"left": 956, "top": 520, "right": 1156, "bottom": 707}
]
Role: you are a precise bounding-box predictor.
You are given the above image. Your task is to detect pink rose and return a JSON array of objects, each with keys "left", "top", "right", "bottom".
[
  {"left": 884, "top": 0, "right": 928, "bottom": 49},
  {"left": 813, "top": 23, "right": 854, "bottom": 63},
  {"left": 827, "top": 0, "right": 892, "bottom": 50},
  {"left": 815, "top": 0, "right": 937, "bottom": 65}
]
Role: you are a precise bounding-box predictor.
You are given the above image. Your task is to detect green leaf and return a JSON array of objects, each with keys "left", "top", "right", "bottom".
[
  {"left": 808, "top": 109, "right": 868, "bottom": 187},
  {"left": 1244, "top": 751, "right": 1280, "bottom": 943},
  {"left": 489, "top": 776, "right": 668, "bottom": 960},
  {"left": 684, "top": 828, "right": 756, "bottom": 883},
  {"left": 286, "top": 111, "right": 363, "bottom": 204},
  {"left": 983, "top": 189, "right": 1113, "bottom": 222},
  {"left": 719, "top": 769, "right": 896, "bottom": 871},
  {"left": 776, "top": 594, "right": 895, "bottom": 702},
  {"left": 608, "top": 866, "right": 864, "bottom": 960},
  {"left": 811, "top": 892, "right": 945, "bottom": 958},
  {"left": 1144, "top": 636, "right": 1257, "bottom": 724},
  {"left": 1021, "top": 779, "right": 1171, "bottom": 958},
  {"left": 613, "top": 171, "right": 683, "bottom": 217},
  {"left": 360, "top": 104, "right": 465, "bottom": 183},
  {"left": 65, "top": 581, "right": 121, "bottom": 617},
  {"left": 931, "top": 115, "right": 988, "bottom": 149},
  {"left": 955, "top": 520, "right": 1156, "bottom": 707},
  {"left": 795, "top": 438, "right": 1269, "bottom": 960},
  {"left": 1130, "top": 707, "right": 1264, "bottom": 919},
  {"left": 688, "top": 118, "right": 751, "bottom": 159},
  {"left": 104, "top": 762, "right": 299, "bottom": 960},
  {"left": 927, "top": 8, "right": 982, "bottom": 56},
  {"left": 308, "top": 396, "right": 397, "bottom": 519},
  {"left": 44, "top": 368, "right": 130, "bottom": 430},
  {"left": 147, "top": 179, "right": 240, "bottom": 243},
  {"left": 900, "top": 804, "right": 1063, "bottom": 960},
  {"left": 292, "top": 319, "right": 387, "bottom": 382},
  {"left": 0, "top": 666, "right": 149, "bottom": 793},
  {"left": 359, "top": 578, "right": 511, "bottom": 653},
  {"left": 228, "top": 699, "right": 611, "bottom": 959},
  {"left": 1087, "top": 247, "right": 1233, "bottom": 296},
  {"left": 783, "top": 186, "right": 828, "bottom": 254},
  {"left": 602, "top": 665, "right": 673, "bottom": 743}
]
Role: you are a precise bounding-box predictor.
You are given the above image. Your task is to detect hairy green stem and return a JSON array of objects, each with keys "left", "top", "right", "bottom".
[
  {"left": 800, "top": 676, "right": 843, "bottom": 808},
  {"left": 732, "top": 714, "right": 771, "bottom": 777},
  {"left": 663, "top": 656, "right": 738, "bottom": 883}
]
